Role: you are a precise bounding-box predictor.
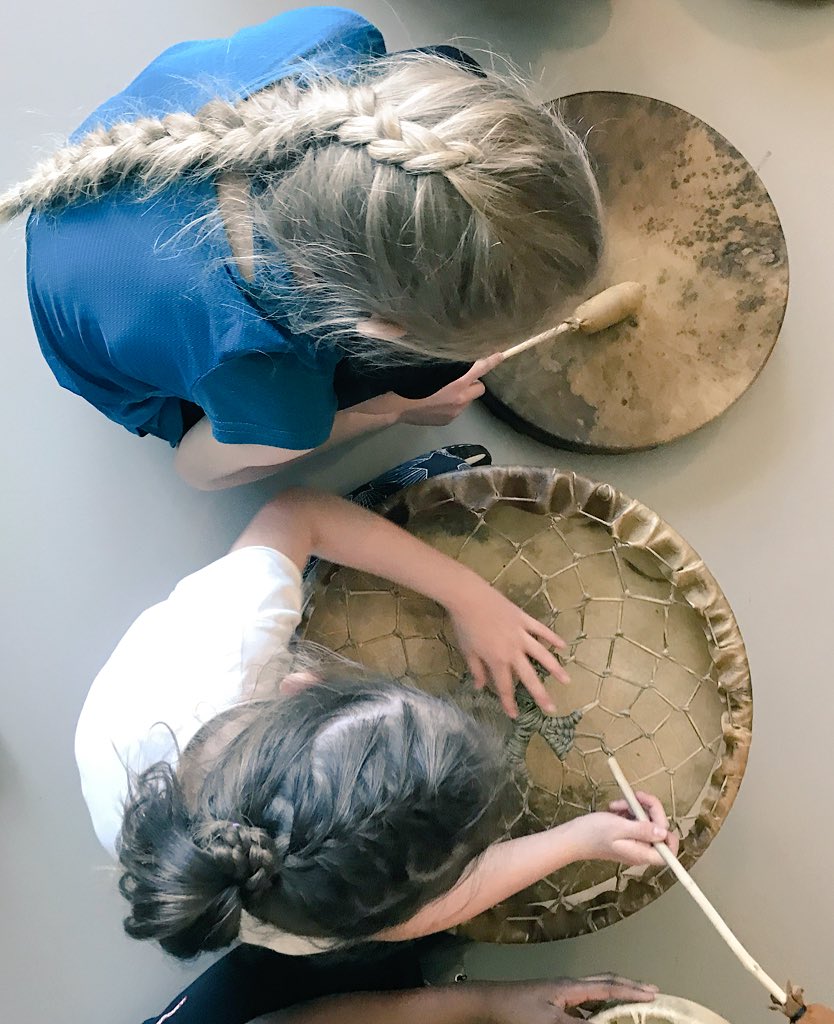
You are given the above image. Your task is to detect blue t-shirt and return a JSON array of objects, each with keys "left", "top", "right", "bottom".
[{"left": 26, "top": 8, "right": 387, "bottom": 447}]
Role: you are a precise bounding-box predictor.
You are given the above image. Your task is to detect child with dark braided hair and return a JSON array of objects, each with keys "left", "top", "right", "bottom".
[
  {"left": 1, "top": 7, "right": 602, "bottom": 490},
  {"left": 75, "top": 479, "right": 676, "bottom": 962}
]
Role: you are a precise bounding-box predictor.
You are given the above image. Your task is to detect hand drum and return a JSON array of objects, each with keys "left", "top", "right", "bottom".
[
  {"left": 301, "top": 468, "right": 753, "bottom": 941},
  {"left": 484, "top": 92, "right": 789, "bottom": 453},
  {"left": 592, "top": 996, "right": 732, "bottom": 1024}
]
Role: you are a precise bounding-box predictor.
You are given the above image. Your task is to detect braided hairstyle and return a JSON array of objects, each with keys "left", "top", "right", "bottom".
[
  {"left": 117, "top": 674, "right": 510, "bottom": 959},
  {"left": 1, "top": 52, "right": 603, "bottom": 358}
]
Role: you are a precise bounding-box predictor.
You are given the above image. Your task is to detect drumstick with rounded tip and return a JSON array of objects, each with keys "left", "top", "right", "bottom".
[
  {"left": 501, "top": 281, "right": 646, "bottom": 360},
  {"left": 607, "top": 755, "right": 788, "bottom": 1007}
]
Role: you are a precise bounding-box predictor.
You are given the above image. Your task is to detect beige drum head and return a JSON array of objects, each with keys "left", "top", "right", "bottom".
[
  {"left": 484, "top": 91, "right": 789, "bottom": 452},
  {"left": 592, "top": 996, "right": 732, "bottom": 1024},
  {"left": 302, "top": 468, "right": 753, "bottom": 942}
]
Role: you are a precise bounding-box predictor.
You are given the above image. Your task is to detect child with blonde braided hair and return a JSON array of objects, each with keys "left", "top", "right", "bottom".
[{"left": 2, "top": 8, "right": 602, "bottom": 489}]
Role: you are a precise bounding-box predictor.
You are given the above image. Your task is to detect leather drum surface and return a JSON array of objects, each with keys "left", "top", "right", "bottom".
[{"left": 484, "top": 91, "right": 789, "bottom": 453}]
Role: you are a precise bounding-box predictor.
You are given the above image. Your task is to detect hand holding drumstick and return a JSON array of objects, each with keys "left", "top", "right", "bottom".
[
  {"left": 608, "top": 755, "right": 834, "bottom": 1021},
  {"left": 397, "top": 282, "right": 644, "bottom": 427}
]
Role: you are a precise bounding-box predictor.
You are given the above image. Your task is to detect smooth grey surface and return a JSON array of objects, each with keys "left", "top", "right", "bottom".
[{"left": 1, "top": 2, "right": 833, "bottom": 1022}]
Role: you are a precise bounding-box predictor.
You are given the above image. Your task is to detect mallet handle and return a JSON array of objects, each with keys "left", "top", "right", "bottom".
[
  {"left": 501, "top": 321, "right": 572, "bottom": 359},
  {"left": 607, "top": 755, "right": 787, "bottom": 1006}
]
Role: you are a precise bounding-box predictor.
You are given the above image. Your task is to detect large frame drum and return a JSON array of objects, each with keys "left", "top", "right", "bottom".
[
  {"left": 302, "top": 468, "right": 753, "bottom": 942},
  {"left": 484, "top": 92, "right": 789, "bottom": 453}
]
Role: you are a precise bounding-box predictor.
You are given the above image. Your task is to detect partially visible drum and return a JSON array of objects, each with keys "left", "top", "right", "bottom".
[
  {"left": 484, "top": 91, "right": 789, "bottom": 453},
  {"left": 592, "top": 996, "right": 731, "bottom": 1024},
  {"left": 302, "top": 467, "right": 753, "bottom": 942}
]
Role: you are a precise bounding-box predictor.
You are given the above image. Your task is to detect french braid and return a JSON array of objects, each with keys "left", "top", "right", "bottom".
[
  {"left": 118, "top": 676, "right": 509, "bottom": 959},
  {"left": 0, "top": 80, "right": 482, "bottom": 220},
  {"left": 11, "top": 51, "right": 604, "bottom": 360}
]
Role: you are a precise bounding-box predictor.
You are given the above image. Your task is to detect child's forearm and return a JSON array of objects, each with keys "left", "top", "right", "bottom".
[
  {"left": 379, "top": 819, "right": 587, "bottom": 941},
  {"left": 257, "top": 978, "right": 660, "bottom": 1024},
  {"left": 306, "top": 403, "right": 403, "bottom": 456},
  {"left": 236, "top": 487, "right": 494, "bottom": 608},
  {"left": 255, "top": 986, "right": 499, "bottom": 1024},
  {"left": 175, "top": 408, "right": 402, "bottom": 491},
  {"left": 301, "top": 489, "right": 492, "bottom": 612}
]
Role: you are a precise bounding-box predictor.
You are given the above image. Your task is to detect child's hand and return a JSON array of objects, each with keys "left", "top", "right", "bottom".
[
  {"left": 396, "top": 354, "right": 504, "bottom": 426},
  {"left": 446, "top": 580, "right": 569, "bottom": 717},
  {"left": 485, "top": 976, "right": 658, "bottom": 1024},
  {"left": 572, "top": 791, "right": 680, "bottom": 867}
]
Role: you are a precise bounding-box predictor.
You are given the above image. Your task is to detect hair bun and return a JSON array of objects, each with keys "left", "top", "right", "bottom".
[{"left": 206, "top": 822, "right": 279, "bottom": 896}]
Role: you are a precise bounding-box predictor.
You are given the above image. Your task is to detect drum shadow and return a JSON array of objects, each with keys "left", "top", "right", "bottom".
[
  {"left": 412, "top": 0, "right": 612, "bottom": 65},
  {"left": 674, "top": 0, "right": 834, "bottom": 50},
  {"left": 471, "top": 0, "right": 613, "bottom": 49}
]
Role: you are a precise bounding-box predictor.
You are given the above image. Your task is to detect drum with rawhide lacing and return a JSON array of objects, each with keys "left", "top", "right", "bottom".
[{"left": 301, "top": 467, "right": 753, "bottom": 942}]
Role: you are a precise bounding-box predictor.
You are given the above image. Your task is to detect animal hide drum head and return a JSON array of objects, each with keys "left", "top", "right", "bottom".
[{"left": 483, "top": 91, "right": 789, "bottom": 453}]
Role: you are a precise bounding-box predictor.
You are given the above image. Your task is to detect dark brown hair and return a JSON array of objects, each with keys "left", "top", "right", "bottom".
[{"left": 117, "top": 674, "right": 509, "bottom": 958}]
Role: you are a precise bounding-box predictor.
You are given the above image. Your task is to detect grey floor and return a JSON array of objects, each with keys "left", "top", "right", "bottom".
[{"left": 2, "top": 1, "right": 833, "bottom": 1022}]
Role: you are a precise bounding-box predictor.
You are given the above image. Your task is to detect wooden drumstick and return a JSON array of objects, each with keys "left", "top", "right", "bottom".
[
  {"left": 607, "top": 755, "right": 788, "bottom": 1007},
  {"left": 501, "top": 281, "right": 646, "bottom": 360}
]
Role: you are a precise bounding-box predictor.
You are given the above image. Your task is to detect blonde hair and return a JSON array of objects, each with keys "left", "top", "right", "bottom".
[{"left": 2, "top": 52, "right": 603, "bottom": 359}]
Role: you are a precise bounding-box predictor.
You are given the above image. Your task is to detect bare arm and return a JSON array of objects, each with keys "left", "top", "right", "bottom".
[
  {"left": 232, "top": 485, "right": 493, "bottom": 595},
  {"left": 231, "top": 487, "right": 568, "bottom": 714},
  {"left": 174, "top": 399, "right": 404, "bottom": 491},
  {"left": 378, "top": 824, "right": 587, "bottom": 941},
  {"left": 174, "top": 356, "right": 505, "bottom": 491},
  {"left": 254, "top": 978, "right": 658, "bottom": 1024},
  {"left": 380, "top": 794, "right": 678, "bottom": 941},
  {"left": 255, "top": 986, "right": 493, "bottom": 1024}
]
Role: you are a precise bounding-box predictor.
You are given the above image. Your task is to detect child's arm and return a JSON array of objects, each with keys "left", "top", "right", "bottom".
[
  {"left": 254, "top": 986, "right": 495, "bottom": 1024},
  {"left": 231, "top": 487, "right": 568, "bottom": 716},
  {"left": 174, "top": 357, "right": 503, "bottom": 491},
  {"left": 256, "top": 977, "right": 657, "bottom": 1024},
  {"left": 174, "top": 402, "right": 402, "bottom": 491},
  {"left": 378, "top": 792, "right": 678, "bottom": 941}
]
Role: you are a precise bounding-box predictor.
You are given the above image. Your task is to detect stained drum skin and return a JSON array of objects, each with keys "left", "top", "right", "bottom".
[{"left": 484, "top": 92, "right": 789, "bottom": 453}]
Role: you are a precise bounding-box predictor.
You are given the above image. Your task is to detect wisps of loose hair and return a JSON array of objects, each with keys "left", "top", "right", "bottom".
[
  {"left": 117, "top": 671, "right": 510, "bottom": 959},
  {"left": 3, "top": 51, "right": 604, "bottom": 359}
]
